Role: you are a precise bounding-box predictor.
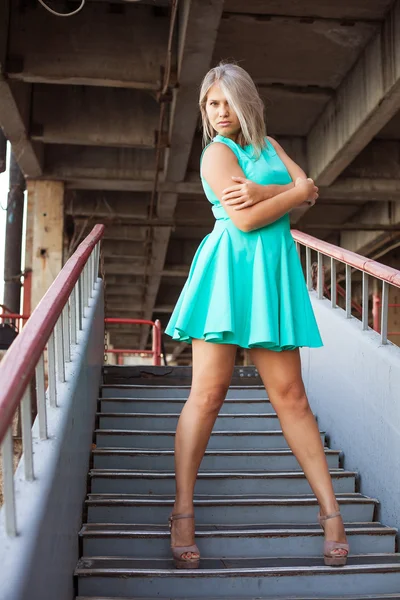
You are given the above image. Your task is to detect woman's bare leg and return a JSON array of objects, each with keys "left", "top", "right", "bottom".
[
  {"left": 171, "top": 340, "right": 237, "bottom": 558},
  {"left": 249, "top": 347, "right": 348, "bottom": 554}
]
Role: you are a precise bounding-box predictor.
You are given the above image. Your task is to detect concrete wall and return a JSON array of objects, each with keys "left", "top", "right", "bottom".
[
  {"left": 0, "top": 279, "right": 104, "bottom": 600},
  {"left": 301, "top": 293, "right": 400, "bottom": 541}
]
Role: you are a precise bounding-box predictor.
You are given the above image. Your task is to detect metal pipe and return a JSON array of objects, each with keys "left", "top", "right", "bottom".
[
  {"left": 306, "top": 246, "right": 312, "bottom": 291},
  {"left": 317, "top": 252, "right": 323, "bottom": 299},
  {"left": 331, "top": 258, "right": 336, "bottom": 308},
  {"left": 21, "top": 389, "right": 34, "bottom": 481},
  {"left": 35, "top": 353, "right": 48, "bottom": 440},
  {"left": 362, "top": 273, "right": 369, "bottom": 330},
  {"left": 1, "top": 427, "right": 17, "bottom": 536},
  {"left": 381, "top": 281, "right": 389, "bottom": 344},
  {"left": 55, "top": 316, "right": 66, "bottom": 383},
  {"left": 47, "top": 331, "right": 57, "bottom": 407},
  {"left": 346, "top": 264, "right": 352, "bottom": 318}
]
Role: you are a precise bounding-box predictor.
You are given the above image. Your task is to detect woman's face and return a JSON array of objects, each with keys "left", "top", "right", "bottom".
[{"left": 205, "top": 83, "right": 241, "bottom": 141}]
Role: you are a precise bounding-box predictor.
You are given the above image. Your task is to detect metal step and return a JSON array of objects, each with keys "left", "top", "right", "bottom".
[
  {"left": 99, "top": 397, "right": 275, "bottom": 414},
  {"left": 96, "top": 412, "right": 283, "bottom": 431},
  {"left": 75, "top": 554, "right": 400, "bottom": 598},
  {"left": 85, "top": 492, "right": 377, "bottom": 525},
  {"left": 102, "top": 365, "right": 262, "bottom": 387},
  {"left": 79, "top": 522, "right": 396, "bottom": 558},
  {"left": 101, "top": 385, "right": 268, "bottom": 400},
  {"left": 95, "top": 430, "right": 327, "bottom": 450},
  {"left": 89, "top": 469, "right": 357, "bottom": 495},
  {"left": 92, "top": 447, "right": 340, "bottom": 471}
]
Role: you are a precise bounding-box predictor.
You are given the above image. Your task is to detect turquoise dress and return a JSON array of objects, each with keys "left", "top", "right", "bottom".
[{"left": 165, "top": 134, "right": 323, "bottom": 351}]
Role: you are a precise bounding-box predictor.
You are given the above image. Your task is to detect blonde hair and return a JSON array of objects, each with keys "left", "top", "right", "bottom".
[{"left": 199, "top": 62, "right": 267, "bottom": 158}]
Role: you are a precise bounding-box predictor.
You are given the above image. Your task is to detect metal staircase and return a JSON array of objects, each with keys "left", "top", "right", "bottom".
[{"left": 75, "top": 366, "right": 400, "bottom": 599}]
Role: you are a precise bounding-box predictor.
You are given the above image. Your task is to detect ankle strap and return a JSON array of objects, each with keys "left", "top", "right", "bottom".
[
  {"left": 169, "top": 513, "right": 194, "bottom": 521},
  {"left": 319, "top": 510, "right": 341, "bottom": 522}
]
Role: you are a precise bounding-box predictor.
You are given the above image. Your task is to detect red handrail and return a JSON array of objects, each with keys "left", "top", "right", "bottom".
[
  {"left": 292, "top": 230, "right": 400, "bottom": 289},
  {"left": 0, "top": 224, "right": 105, "bottom": 444},
  {"left": 104, "top": 318, "right": 162, "bottom": 366}
]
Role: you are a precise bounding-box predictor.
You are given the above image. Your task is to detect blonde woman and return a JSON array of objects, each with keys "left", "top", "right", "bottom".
[{"left": 165, "top": 62, "right": 349, "bottom": 569}]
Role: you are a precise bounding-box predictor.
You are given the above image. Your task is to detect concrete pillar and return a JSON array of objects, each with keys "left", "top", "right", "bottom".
[{"left": 25, "top": 180, "right": 65, "bottom": 311}]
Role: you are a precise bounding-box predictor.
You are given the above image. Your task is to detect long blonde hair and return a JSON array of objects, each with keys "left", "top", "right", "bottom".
[{"left": 199, "top": 62, "right": 267, "bottom": 158}]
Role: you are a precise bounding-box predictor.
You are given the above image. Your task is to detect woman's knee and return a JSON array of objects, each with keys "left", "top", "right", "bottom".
[
  {"left": 189, "top": 383, "right": 229, "bottom": 414},
  {"left": 271, "top": 380, "right": 309, "bottom": 416}
]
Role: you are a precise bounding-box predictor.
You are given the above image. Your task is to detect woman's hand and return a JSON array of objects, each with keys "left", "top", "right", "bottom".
[
  {"left": 221, "top": 176, "right": 265, "bottom": 210},
  {"left": 294, "top": 177, "right": 319, "bottom": 207}
]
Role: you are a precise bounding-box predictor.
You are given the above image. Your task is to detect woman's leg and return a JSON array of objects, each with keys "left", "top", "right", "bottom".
[
  {"left": 249, "top": 347, "right": 348, "bottom": 554},
  {"left": 171, "top": 339, "right": 237, "bottom": 558}
]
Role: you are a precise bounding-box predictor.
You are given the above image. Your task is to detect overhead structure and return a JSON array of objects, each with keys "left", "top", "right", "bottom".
[{"left": 1, "top": 0, "right": 400, "bottom": 357}]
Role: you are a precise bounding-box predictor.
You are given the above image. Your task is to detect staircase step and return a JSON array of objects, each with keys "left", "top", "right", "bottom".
[
  {"left": 92, "top": 447, "right": 340, "bottom": 471},
  {"left": 101, "top": 385, "right": 268, "bottom": 400},
  {"left": 75, "top": 554, "right": 400, "bottom": 598},
  {"left": 100, "top": 397, "right": 275, "bottom": 414},
  {"left": 89, "top": 469, "right": 356, "bottom": 495},
  {"left": 95, "top": 430, "right": 326, "bottom": 450},
  {"left": 85, "top": 492, "right": 377, "bottom": 525},
  {"left": 79, "top": 522, "right": 396, "bottom": 558},
  {"left": 96, "top": 412, "right": 283, "bottom": 431}
]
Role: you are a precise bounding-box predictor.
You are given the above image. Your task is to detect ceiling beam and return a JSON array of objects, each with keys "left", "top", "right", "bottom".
[
  {"left": 308, "top": 0, "right": 400, "bottom": 186},
  {"left": 222, "top": 0, "right": 393, "bottom": 21},
  {"left": 40, "top": 145, "right": 157, "bottom": 181},
  {"left": 0, "top": 0, "right": 42, "bottom": 176},
  {"left": 139, "top": 0, "right": 225, "bottom": 347},
  {"left": 7, "top": 2, "right": 172, "bottom": 90},
  {"left": 339, "top": 200, "right": 400, "bottom": 258},
  {"left": 31, "top": 85, "right": 160, "bottom": 148},
  {"left": 61, "top": 173, "right": 400, "bottom": 202}
]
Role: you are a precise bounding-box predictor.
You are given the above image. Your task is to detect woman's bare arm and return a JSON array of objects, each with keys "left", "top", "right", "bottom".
[
  {"left": 219, "top": 137, "right": 313, "bottom": 212},
  {"left": 201, "top": 142, "right": 313, "bottom": 232}
]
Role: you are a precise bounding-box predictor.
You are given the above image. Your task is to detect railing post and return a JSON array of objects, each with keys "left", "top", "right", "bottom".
[
  {"left": 62, "top": 304, "right": 71, "bottom": 362},
  {"left": 35, "top": 352, "right": 48, "bottom": 440},
  {"left": 317, "top": 252, "right": 324, "bottom": 299},
  {"left": 1, "top": 427, "right": 17, "bottom": 536},
  {"left": 381, "top": 281, "right": 389, "bottom": 344},
  {"left": 306, "top": 246, "right": 312, "bottom": 291},
  {"left": 346, "top": 264, "right": 352, "bottom": 318},
  {"left": 55, "top": 315, "right": 66, "bottom": 383},
  {"left": 362, "top": 273, "right": 369, "bottom": 331},
  {"left": 47, "top": 331, "right": 57, "bottom": 407},
  {"left": 331, "top": 258, "right": 336, "bottom": 308},
  {"left": 21, "top": 388, "right": 34, "bottom": 481}
]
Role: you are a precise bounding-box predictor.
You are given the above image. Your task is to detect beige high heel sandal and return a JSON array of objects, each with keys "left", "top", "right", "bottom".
[
  {"left": 318, "top": 510, "right": 350, "bottom": 567},
  {"left": 168, "top": 512, "right": 201, "bottom": 569}
]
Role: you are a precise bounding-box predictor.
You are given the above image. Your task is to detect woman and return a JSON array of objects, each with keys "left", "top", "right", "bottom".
[{"left": 165, "top": 62, "right": 349, "bottom": 569}]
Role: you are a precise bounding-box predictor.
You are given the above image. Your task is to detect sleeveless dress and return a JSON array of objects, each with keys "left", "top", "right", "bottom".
[{"left": 164, "top": 134, "right": 323, "bottom": 351}]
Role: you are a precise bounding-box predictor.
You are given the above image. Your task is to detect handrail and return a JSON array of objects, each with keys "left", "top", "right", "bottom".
[
  {"left": 0, "top": 224, "right": 104, "bottom": 538},
  {"left": 292, "top": 229, "right": 400, "bottom": 345},
  {"left": 292, "top": 230, "right": 400, "bottom": 289},
  {"left": 104, "top": 317, "right": 162, "bottom": 366},
  {"left": 0, "top": 224, "right": 104, "bottom": 445}
]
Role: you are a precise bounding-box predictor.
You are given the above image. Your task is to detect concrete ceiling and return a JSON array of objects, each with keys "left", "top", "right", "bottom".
[{"left": 1, "top": 0, "right": 400, "bottom": 355}]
